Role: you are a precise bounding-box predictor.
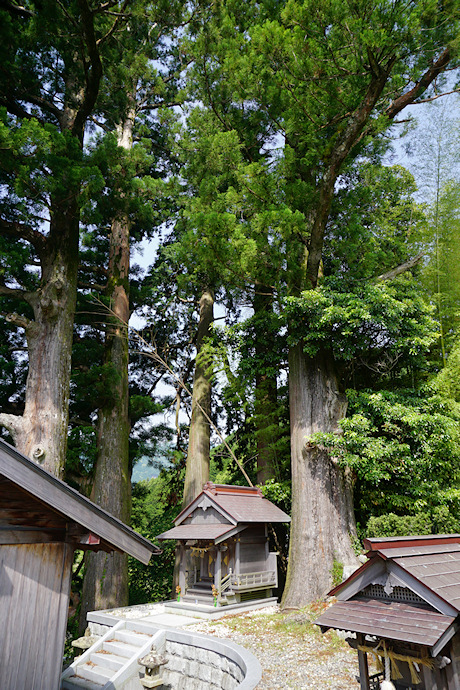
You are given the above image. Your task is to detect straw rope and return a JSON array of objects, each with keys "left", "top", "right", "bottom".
[{"left": 358, "top": 645, "right": 436, "bottom": 685}]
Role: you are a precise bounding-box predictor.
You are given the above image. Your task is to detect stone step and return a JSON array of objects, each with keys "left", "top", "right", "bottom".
[
  {"left": 184, "top": 591, "right": 213, "bottom": 598},
  {"left": 89, "top": 650, "right": 126, "bottom": 672},
  {"left": 192, "top": 580, "right": 213, "bottom": 590},
  {"left": 61, "top": 676, "right": 105, "bottom": 690},
  {"left": 187, "top": 585, "right": 213, "bottom": 593},
  {"left": 75, "top": 662, "right": 113, "bottom": 685},
  {"left": 115, "top": 629, "right": 150, "bottom": 646},
  {"left": 102, "top": 638, "right": 140, "bottom": 658}
]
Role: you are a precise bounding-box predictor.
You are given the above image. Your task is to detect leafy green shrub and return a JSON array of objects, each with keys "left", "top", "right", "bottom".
[
  {"left": 313, "top": 389, "right": 460, "bottom": 530},
  {"left": 366, "top": 512, "right": 431, "bottom": 538}
]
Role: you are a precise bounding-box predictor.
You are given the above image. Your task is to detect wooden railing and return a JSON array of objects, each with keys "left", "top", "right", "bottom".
[
  {"left": 219, "top": 568, "right": 277, "bottom": 596},
  {"left": 230, "top": 570, "right": 277, "bottom": 590},
  {"left": 219, "top": 573, "right": 232, "bottom": 597}
]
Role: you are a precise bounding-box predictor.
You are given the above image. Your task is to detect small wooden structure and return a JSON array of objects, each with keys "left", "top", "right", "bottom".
[
  {"left": 157, "top": 482, "right": 290, "bottom": 606},
  {"left": 0, "top": 438, "right": 159, "bottom": 690},
  {"left": 315, "top": 535, "right": 460, "bottom": 690}
]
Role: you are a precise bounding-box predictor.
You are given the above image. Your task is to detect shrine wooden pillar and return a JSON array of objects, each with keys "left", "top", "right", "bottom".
[
  {"left": 356, "top": 634, "right": 370, "bottom": 690},
  {"left": 215, "top": 548, "right": 222, "bottom": 594},
  {"left": 178, "top": 542, "right": 186, "bottom": 593}
]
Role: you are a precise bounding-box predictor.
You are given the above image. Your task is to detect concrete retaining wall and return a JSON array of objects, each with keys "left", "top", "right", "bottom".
[
  {"left": 86, "top": 617, "right": 261, "bottom": 689},
  {"left": 161, "top": 629, "right": 253, "bottom": 690}
]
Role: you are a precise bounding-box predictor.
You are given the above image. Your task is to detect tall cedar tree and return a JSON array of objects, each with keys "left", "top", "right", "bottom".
[
  {"left": 187, "top": 0, "right": 460, "bottom": 605},
  {"left": 182, "top": 287, "right": 214, "bottom": 507},
  {"left": 185, "top": 10, "right": 282, "bottom": 485},
  {"left": 0, "top": 0, "right": 125, "bottom": 476},
  {"left": 79, "top": 0, "right": 186, "bottom": 623}
]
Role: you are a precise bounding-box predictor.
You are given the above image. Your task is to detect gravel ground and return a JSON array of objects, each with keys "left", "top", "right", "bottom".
[{"left": 188, "top": 605, "right": 361, "bottom": 689}]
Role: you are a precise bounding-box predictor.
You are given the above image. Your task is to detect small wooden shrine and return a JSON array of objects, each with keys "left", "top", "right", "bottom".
[
  {"left": 0, "top": 438, "right": 159, "bottom": 690},
  {"left": 157, "top": 482, "right": 290, "bottom": 606},
  {"left": 315, "top": 535, "right": 460, "bottom": 690}
]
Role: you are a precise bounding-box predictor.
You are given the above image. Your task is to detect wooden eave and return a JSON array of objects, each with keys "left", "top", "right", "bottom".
[
  {"left": 156, "top": 523, "right": 247, "bottom": 544},
  {"left": 0, "top": 439, "right": 158, "bottom": 565}
]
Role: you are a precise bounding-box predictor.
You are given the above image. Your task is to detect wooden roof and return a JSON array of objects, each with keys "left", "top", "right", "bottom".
[
  {"left": 316, "top": 597, "right": 455, "bottom": 648},
  {"left": 0, "top": 438, "right": 158, "bottom": 565},
  {"left": 174, "top": 482, "right": 291, "bottom": 527},
  {"left": 315, "top": 535, "right": 460, "bottom": 653}
]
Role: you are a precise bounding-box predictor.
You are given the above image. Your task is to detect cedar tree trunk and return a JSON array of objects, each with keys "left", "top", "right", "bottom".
[
  {"left": 281, "top": 344, "right": 357, "bottom": 607},
  {"left": 182, "top": 288, "right": 214, "bottom": 507},
  {"left": 1, "top": 196, "right": 80, "bottom": 477},
  {"left": 253, "top": 282, "right": 277, "bottom": 485},
  {"left": 79, "top": 113, "right": 134, "bottom": 627},
  {"left": 0, "top": 3, "right": 104, "bottom": 477}
]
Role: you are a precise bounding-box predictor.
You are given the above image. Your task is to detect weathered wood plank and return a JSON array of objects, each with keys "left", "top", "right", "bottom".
[
  {"left": 0, "top": 543, "right": 73, "bottom": 690},
  {"left": 0, "top": 529, "right": 66, "bottom": 544},
  {"left": 31, "top": 544, "right": 61, "bottom": 689},
  {"left": 423, "top": 664, "right": 438, "bottom": 689},
  {"left": 35, "top": 543, "right": 73, "bottom": 690},
  {"left": 15, "top": 543, "right": 44, "bottom": 689},
  {"left": 2, "top": 544, "right": 30, "bottom": 689}
]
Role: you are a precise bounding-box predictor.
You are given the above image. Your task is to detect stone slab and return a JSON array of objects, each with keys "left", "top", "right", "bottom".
[
  {"left": 163, "top": 597, "right": 278, "bottom": 620},
  {"left": 141, "top": 612, "right": 198, "bottom": 627}
]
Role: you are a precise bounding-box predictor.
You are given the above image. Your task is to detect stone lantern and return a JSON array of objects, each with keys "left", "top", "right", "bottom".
[{"left": 138, "top": 649, "right": 168, "bottom": 688}]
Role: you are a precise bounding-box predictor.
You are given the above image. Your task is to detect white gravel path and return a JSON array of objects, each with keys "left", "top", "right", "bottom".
[{"left": 187, "top": 605, "right": 361, "bottom": 689}]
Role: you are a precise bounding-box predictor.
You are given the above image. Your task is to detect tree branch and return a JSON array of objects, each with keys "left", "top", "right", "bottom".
[
  {"left": 0, "top": 413, "right": 24, "bottom": 443},
  {"left": 306, "top": 45, "right": 455, "bottom": 289},
  {"left": 375, "top": 251, "right": 424, "bottom": 282},
  {"left": 23, "top": 92, "right": 62, "bottom": 122},
  {"left": 408, "top": 88, "right": 460, "bottom": 106},
  {"left": 77, "top": 281, "right": 106, "bottom": 291},
  {"left": 386, "top": 47, "right": 452, "bottom": 120},
  {"left": 0, "top": 218, "right": 47, "bottom": 260},
  {"left": 4, "top": 311, "right": 33, "bottom": 328},
  {"left": 0, "top": 0, "right": 33, "bottom": 18},
  {"left": 73, "top": 0, "right": 103, "bottom": 138},
  {"left": 96, "top": 0, "right": 130, "bottom": 46},
  {"left": 0, "top": 96, "right": 40, "bottom": 123},
  {"left": 0, "top": 283, "right": 37, "bottom": 307},
  {"left": 306, "top": 58, "right": 397, "bottom": 288}
]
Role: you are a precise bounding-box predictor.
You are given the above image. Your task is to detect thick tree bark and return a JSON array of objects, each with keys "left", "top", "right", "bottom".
[
  {"left": 281, "top": 344, "right": 357, "bottom": 608},
  {"left": 0, "top": 2, "right": 103, "bottom": 477},
  {"left": 79, "top": 113, "right": 134, "bottom": 629},
  {"left": 253, "top": 282, "right": 277, "bottom": 485},
  {"left": 182, "top": 288, "right": 214, "bottom": 507},
  {"left": 0, "top": 194, "right": 80, "bottom": 478}
]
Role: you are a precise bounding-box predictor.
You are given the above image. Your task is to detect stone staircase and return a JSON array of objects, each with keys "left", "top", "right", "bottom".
[
  {"left": 182, "top": 578, "right": 215, "bottom": 605},
  {"left": 61, "top": 620, "right": 165, "bottom": 690}
]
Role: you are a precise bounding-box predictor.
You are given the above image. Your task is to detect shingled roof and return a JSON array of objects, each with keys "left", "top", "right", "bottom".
[
  {"left": 315, "top": 535, "right": 460, "bottom": 654},
  {"left": 156, "top": 482, "right": 290, "bottom": 542},
  {"left": 178, "top": 483, "right": 290, "bottom": 524}
]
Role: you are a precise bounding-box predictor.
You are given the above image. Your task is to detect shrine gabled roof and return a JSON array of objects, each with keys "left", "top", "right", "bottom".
[
  {"left": 315, "top": 534, "right": 460, "bottom": 654},
  {"left": 329, "top": 535, "right": 460, "bottom": 614},
  {"left": 174, "top": 482, "right": 291, "bottom": 527},
  {"left": 0, "top": 438, "right": 158, "bottom": 565}
]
